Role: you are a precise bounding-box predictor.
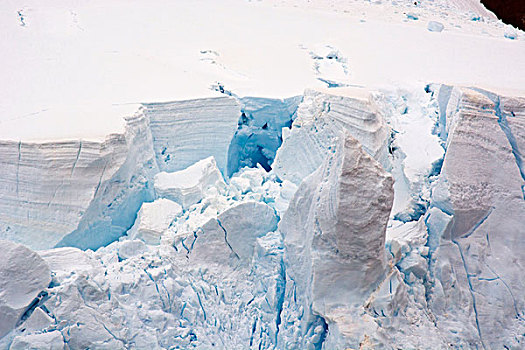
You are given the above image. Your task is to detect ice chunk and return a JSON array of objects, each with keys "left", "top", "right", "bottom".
[
  {"left": 128, "top": 198, "right": 182, "bottom": 245},
  {"left": 22, "top": 307, "right": 54, "bottom": 333},
  {"left": 10, "top": 330, "right": 64, "bottom": 350},
  {"left": 427, "top": 21, "right": 444, "bottom": 32},
  {"left": 217, "top": 201, "right": 278, "bottom": 260},
  {"left": 0, "top": 240, "right": 51, "bottom": 338},
  {"left": 504, "top": 26, "right": 518, "bottom": 40},
  {"left": 117, "top": 240, "right": 147, "bottom": 260},
  {"left": 386, "top": 220, "right": 426, "bottom": 262},
  {"left": 189, "top": 201, "right": 278, "bottom": 264},
  {"left": 154, "top": 156, "right": 226, "bottom": 209},
  {"left": 38, "top": 247, "right": 99, "bottom": 280}
]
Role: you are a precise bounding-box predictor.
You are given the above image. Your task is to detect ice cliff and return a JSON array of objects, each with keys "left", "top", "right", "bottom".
[{"left": 0, "top": 85, "right": 524, "bottom": 349}]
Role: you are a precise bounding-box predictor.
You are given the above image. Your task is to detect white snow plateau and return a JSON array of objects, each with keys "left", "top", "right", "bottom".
[{"left": 0, "top": 0, "right": 524, "bottom": 349}]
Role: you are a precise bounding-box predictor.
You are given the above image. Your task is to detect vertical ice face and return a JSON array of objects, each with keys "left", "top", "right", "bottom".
[
  {"left": 0, "top": 240, "right": 51, "bottom": 338},
  {"left": 278, "top": 131, "right": 393, "bottom": 348},
  {"left": 55, "top": 113, "right": 160, "bottom": 250},
  {"left": 143, "top": 96, "right": 241, "bottom": 176},
  {"left": 0, "top": 110, "right": 161, "bottom": 250},
  {"left": 427, "top": 88, "right": 525, "bottom": 348},
  {"left": 0, "top": 136, "right": 130, "bottom": 249},
  {"left": 273, "top": 88, "right": 391, "bottom": 185}
]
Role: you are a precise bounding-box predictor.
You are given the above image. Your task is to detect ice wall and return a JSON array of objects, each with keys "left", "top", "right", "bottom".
[
  {"left": 0, "top": 97, "right": 241, "bottom": 250},
  {"left": 425, "top": 88, "right": 525, "bottom": 348},
  {"left": 144, "top": 97, "right": 241, "bottom": 175},
  {"left": 0, "top": 136, "right": 130, "bottom": 249}
]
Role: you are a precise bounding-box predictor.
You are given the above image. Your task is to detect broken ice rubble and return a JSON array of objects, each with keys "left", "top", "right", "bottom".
[
  {"left": 0, "top": 85, "right": 524, "bottom": 349},
  {"left": 128, "top": 199, "right": 182, "bottom": 245},
  {"left": 154, "top": 157, "right": 226, "bottom": 209}
]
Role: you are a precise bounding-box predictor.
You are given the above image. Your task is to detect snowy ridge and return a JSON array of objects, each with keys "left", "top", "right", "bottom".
[{"left": 0, "top": 84, "right": 524, "bottom": 349}]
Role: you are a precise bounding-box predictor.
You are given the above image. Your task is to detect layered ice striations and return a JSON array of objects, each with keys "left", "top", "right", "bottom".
[
  {"left": 143, "top": 97, "right": 241, "bottom": 175},
  {"left": 0, "top": 97, "right": 239, "bottom": 250},
  {"left": 273, "top": 88, "right": 391, "bottom": 185},
  {"left": 0, "top": 85, "right": 525, "bottom": 349},
  {"left": 0, "top": 137, "right": 130, "bottom": 249}
]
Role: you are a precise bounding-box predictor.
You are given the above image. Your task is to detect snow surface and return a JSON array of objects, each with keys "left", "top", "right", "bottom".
[{"left": 1, "top": 0, "right": 524, "bottom": 141}]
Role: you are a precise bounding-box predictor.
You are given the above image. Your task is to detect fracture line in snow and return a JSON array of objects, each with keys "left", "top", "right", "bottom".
[
  {"left": 494, "top": 97, "right": 525, "bottom": 184},
  {"left": 452, "top": 239, "right": 486, "bottom": 350},
  {"left": 472, "top": 88, "right": 525, "bottom": 191},
  {"left": 93, "top": 161, "right": 108, "bottom": 198},
  {"left": 483, "top": 262, "right": 524, "bottom": 322},
  {"left": 47, "top": 182, "right": 64, "bottom": 208},
  {"left": 216, "top": 219, "right": 240, "bottom": 260},
  {"left": 143, "top": 268, "right": 168, "bottom": 312},
  {"left": 274, "top": 259, "right": 286, "bottom": 345},
  {"left": 71, "top": 141, "right": 83, "bottom": 176}
]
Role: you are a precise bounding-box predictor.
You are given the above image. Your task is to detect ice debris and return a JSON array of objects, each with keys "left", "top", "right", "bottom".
[
  {"left": 0, "top": 240, "right": 51, "bottom": 338},
  {"left": 154, "top": 156, "right": 226, "bottom": 209},
  {"left": 427, "top": 21, "right": 444, "bottom": 32},
  {"left": 128, "top": 199, "right": 182, "bottom": 245}
]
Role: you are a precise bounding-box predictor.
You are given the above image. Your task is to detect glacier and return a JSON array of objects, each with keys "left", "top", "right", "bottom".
[
  {"left": 0, "top": 83, "right": 524, "bottom": 349},
  {"left": 1, "top": 0, "right": 524, "bottom": 348}
]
